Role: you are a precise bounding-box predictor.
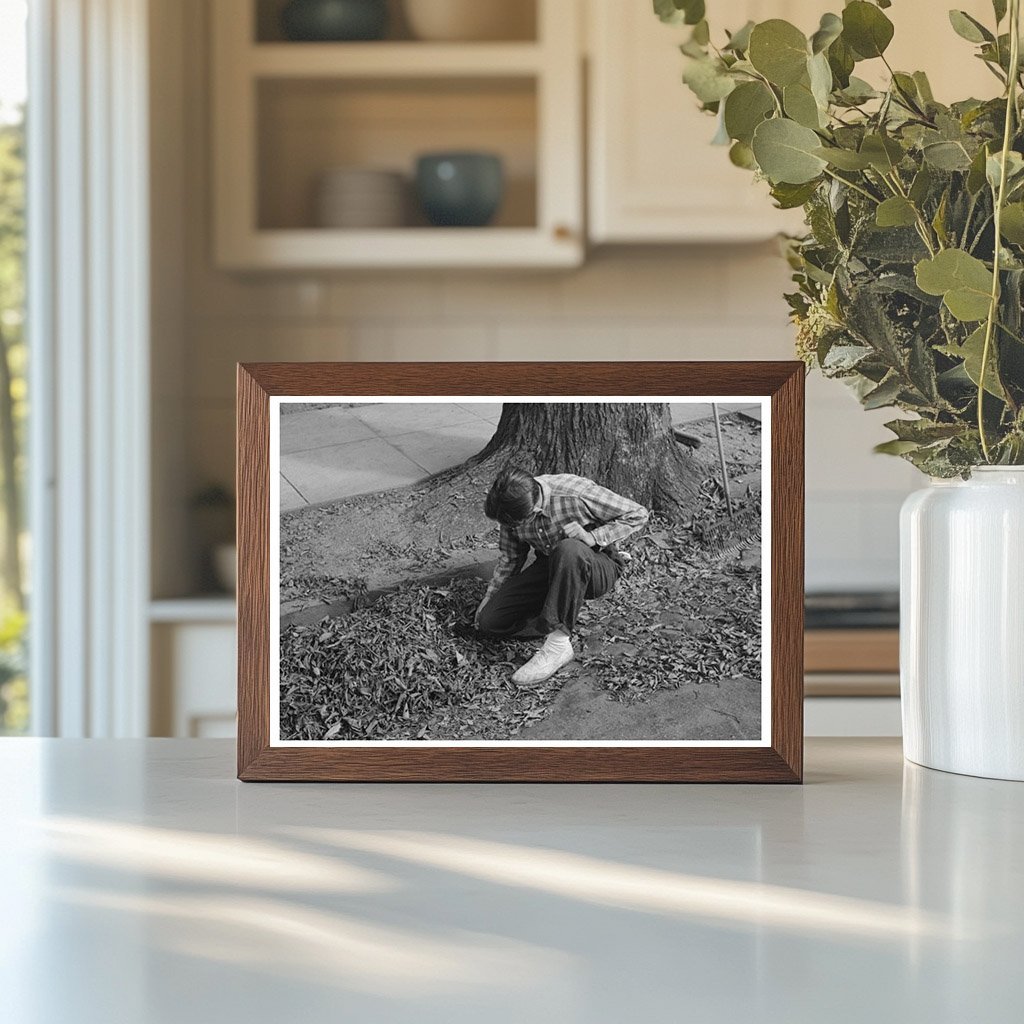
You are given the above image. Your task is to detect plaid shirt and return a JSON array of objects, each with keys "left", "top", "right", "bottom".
[{"left": 484, "top": 474, "right": 650, "bottom": 601}]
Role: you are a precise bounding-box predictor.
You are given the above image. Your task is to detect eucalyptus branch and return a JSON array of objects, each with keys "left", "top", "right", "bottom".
[
  {"left": 665, "top": 2, "right": 1024, "bottom": 473},
  {"left": 978, "top": 0, "right": 1021, "bottom": 461}
]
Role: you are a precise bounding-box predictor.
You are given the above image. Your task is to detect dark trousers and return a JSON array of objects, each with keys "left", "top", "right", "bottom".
[{"left": 477, "top": 538, "right": 619, "bottom": 637}]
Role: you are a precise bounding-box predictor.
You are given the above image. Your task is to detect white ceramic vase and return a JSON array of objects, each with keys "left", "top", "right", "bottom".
[{"left": 900, "top": 467, "right": 1024, "bottom": 781}]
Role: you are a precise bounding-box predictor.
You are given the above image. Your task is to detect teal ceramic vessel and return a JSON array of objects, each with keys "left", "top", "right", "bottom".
[
  {"left": 281, "top": 0, "right": 388, "bottom": 42},
  {"left": 415, "top": 152, "right": 505, "bottom": 228}
]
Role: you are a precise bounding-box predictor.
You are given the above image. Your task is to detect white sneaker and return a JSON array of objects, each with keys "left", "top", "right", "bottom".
[{"left": 511, "top": 637, "right": 575, "bottom": 685}]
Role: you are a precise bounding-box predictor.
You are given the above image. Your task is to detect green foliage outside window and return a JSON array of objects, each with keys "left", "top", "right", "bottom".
[{"left": 0, "top": 110, "right": 27, "bottom": 733}]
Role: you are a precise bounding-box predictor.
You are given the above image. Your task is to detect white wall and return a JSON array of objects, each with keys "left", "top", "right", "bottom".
[{"left": 155, "top": 0, "right": 920, "bottom": 599}]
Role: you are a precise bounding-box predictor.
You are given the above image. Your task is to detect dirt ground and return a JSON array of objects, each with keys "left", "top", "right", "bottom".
[{"left": 279, "top": 412, "right": 763, "bottom": 742}]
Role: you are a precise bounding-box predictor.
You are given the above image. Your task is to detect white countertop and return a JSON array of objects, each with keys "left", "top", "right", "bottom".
[{"left": 1, "top": 738, "right": 1021, "bottom": 1023}]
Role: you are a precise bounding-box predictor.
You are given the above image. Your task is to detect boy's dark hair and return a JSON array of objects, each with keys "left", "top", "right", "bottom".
[{"left": 485, "top": 466, "right": 540, "bottom": 526}]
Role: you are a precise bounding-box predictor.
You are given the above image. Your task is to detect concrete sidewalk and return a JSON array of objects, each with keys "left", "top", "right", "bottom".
[{"left": 279, "top": 401, "right": 761, "bottom": 512}]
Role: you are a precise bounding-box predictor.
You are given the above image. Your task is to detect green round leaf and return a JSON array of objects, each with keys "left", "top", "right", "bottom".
[
  {"left": 808, "top": 52, "right": 834, "bottom": 107},
  {"left": 654, "top": 0, "right": 705, "bottom": 26},
  {"left": 915, "top": 249, "right": 993, "bottom": 322},
  {"left": 729, "top": 140, "right": 758, "bottom": 170},
  {"left": 771, "top": 180, "right": 820, "bottom": 209},
  {"left": 949, "top": 10, "right": 994, "bottom": 44},
  {"left": 814, "top": 146, "right": 872, "bottom": 171},
  {"left": 682, "top": 57, "right": 736, "bottom": 104},
  {"left": 783, "top": 81, "right": 824, "bottom": 129},
  {"left": 1000, "top": 203, "right": 1024, "bottom": 245},
  {"left": 827, "top": 35, "right": 856, "bottom": 88},
  {"left": 986, "top": 150, "right": 1024, "bottom": 190},
  {"left": 940, "top": 326, "right": 1006, "bottom": 398},
  {"left": 860, "top": 133, "right": 904, "bottom": 173},
  {"left": 842, "top": 1, "right": 894, "bottom": 59},
  {"left": 923, "top": 140, "right": 973, "bottom": 171},
  {"left": 875, "top": 196, "right": 918, "bottom": 228},
  {"left": 751, "top": 118, "right": 828, "bottom": 184},
  {"left": 748, "top": 20, "right": 809, "bottom": 86},
  {"left": 811, "top": 13, "right": 843, "bottom": 55},
  {"left": 724, "top": 81, "right": 775, "bottom": 144},
  {"left": 724, "top": 20, "right": 755, "bottom": 53}
]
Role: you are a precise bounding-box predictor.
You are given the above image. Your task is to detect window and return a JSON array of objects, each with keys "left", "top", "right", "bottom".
[{"left": 0, "top": 0, "right": 28, "bottom": 734}]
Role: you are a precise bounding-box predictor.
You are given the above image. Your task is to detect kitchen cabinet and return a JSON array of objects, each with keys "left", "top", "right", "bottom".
[
  {"left": 586, "top": 0, "right": 998, "bottom": 244},
  {"left": 211, "top": 0, "right": 583, "bottom": 269},
  {"left": 587, "top": 0, "right": 812, "bottom": 243},
  {"left": 150, "top": 600, "right": 237, "bottom": 738}
]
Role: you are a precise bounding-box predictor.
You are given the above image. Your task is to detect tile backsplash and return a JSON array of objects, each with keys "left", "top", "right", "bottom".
[{"left": 179, "top": 246, "right": 916, "bottom": 593}]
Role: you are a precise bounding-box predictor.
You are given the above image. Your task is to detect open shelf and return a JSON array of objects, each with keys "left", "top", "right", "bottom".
[
  {"left": 257, "top": 76, "right": 538, "bottom": 232},
  {"left": 212, "top": 0, "right": 582, "bottom": 268},
  {"left": 254, "top": 0, "right": 539, "bottom": 45}
]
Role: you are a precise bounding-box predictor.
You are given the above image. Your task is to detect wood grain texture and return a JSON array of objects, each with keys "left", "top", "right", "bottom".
[
  {"left": 237, "top": 362, "right": 805, "bottom": 783},
  {"left": 804, "top": 629, "right": 900, "bottom": 674},
  {"left": 237, "top": 366, "right": 270, "bottom": 778},
  {"left": 770, "top": 365, "right": 804, "bottom": 783}
]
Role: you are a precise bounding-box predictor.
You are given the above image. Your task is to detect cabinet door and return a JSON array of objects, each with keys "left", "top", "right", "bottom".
[
  {"left": 588, "top": 0, "right": 1001, "bottom": 244},
  {"left": 588, "top": 0, "right": 811, "bottom": 243}
]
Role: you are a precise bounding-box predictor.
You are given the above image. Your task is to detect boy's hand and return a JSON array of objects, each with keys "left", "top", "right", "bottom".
[
  {"left": 474, "top": 598, "right": 489, "bottom": 629},
  {"left": 563, "top": 522, "right": 596, "bottom": 547}
]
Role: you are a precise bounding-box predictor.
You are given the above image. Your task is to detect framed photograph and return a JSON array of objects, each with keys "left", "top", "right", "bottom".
[{"left": 237, "top": 362, "right": 804, "bottom": 782}]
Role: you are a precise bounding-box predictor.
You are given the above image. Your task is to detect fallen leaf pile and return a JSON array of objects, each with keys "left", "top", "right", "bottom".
[
  {"left": 280, "top": 577, "right": 544, "bottom": 741},
  {"left": 575, "top": 509, "right": 761, "bottom": 703},
  {"left": 280, "top": 573, "right": 367, "bottom": 606},
  {"left": 279, "top": 510, "right": 761, "bottom": 740}
]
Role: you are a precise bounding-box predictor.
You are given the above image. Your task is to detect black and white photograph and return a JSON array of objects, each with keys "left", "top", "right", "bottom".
[{"left": 272, "top": 398, "right": 769, "bottom": 746}]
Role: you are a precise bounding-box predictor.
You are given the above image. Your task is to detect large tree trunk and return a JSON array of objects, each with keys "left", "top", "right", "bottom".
[{"left": 472, "top": 403, "right": 707, "bottom": 516}]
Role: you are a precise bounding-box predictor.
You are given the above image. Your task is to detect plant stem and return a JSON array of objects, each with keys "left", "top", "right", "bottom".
[
  {"left": 968, "top": 213, "right": 994, "bottom": 253},
  {"left": 997, "top": 319, "right": 1024, "bottom": 345},
  {"left": 822, "top": 167, "right": 880, "bottom": 205},
  {"left": 884, "top": 171, "right": 939, "bottom": 254},
  {"left": 962, "top": 191, "right": 980, "bottom": 248},
  {"left": 979, "top": 0, "right": 1021, "bottom": 462},
  {"left": 750, "top": 70, "right": 784, "bottom": 117}
]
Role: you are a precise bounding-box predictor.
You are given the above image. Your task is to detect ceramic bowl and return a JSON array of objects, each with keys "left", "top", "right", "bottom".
[
  {"left": 316, "top": 168, "right": 407, "bottom": 228},
  {"left": 415, "top": 152, "right": 504, "bottom": 227},
  {"left": 281, "top": 0, "right": 388, "bottom": 42}
]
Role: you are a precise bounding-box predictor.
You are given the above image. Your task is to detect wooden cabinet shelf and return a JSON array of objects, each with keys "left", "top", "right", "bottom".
[
  {"left": 249, "top": 42, "right": 545, "bottom": 78},
  {"left": 212, "top": 0, "right": 582, "bottom": 269},
  {"left": 220, "top": 227, "right": 581, "bottom": 270},
  {"left": 805, "top": 629, "right": 900, "bottom": 676}
]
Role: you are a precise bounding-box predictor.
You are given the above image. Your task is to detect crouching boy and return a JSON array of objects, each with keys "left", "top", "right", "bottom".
[{"left": 476, "top": 467, "right": 649, "bottom": 685}]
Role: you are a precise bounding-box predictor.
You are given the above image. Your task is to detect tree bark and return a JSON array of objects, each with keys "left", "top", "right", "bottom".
[{"left": 472, "top": 403, "right": 707, "bottom": 516}]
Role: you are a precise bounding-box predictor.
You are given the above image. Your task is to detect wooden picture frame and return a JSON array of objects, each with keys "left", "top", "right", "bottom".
[{"left": 238, "top": 362, "right": 804, "bottom": 782}]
